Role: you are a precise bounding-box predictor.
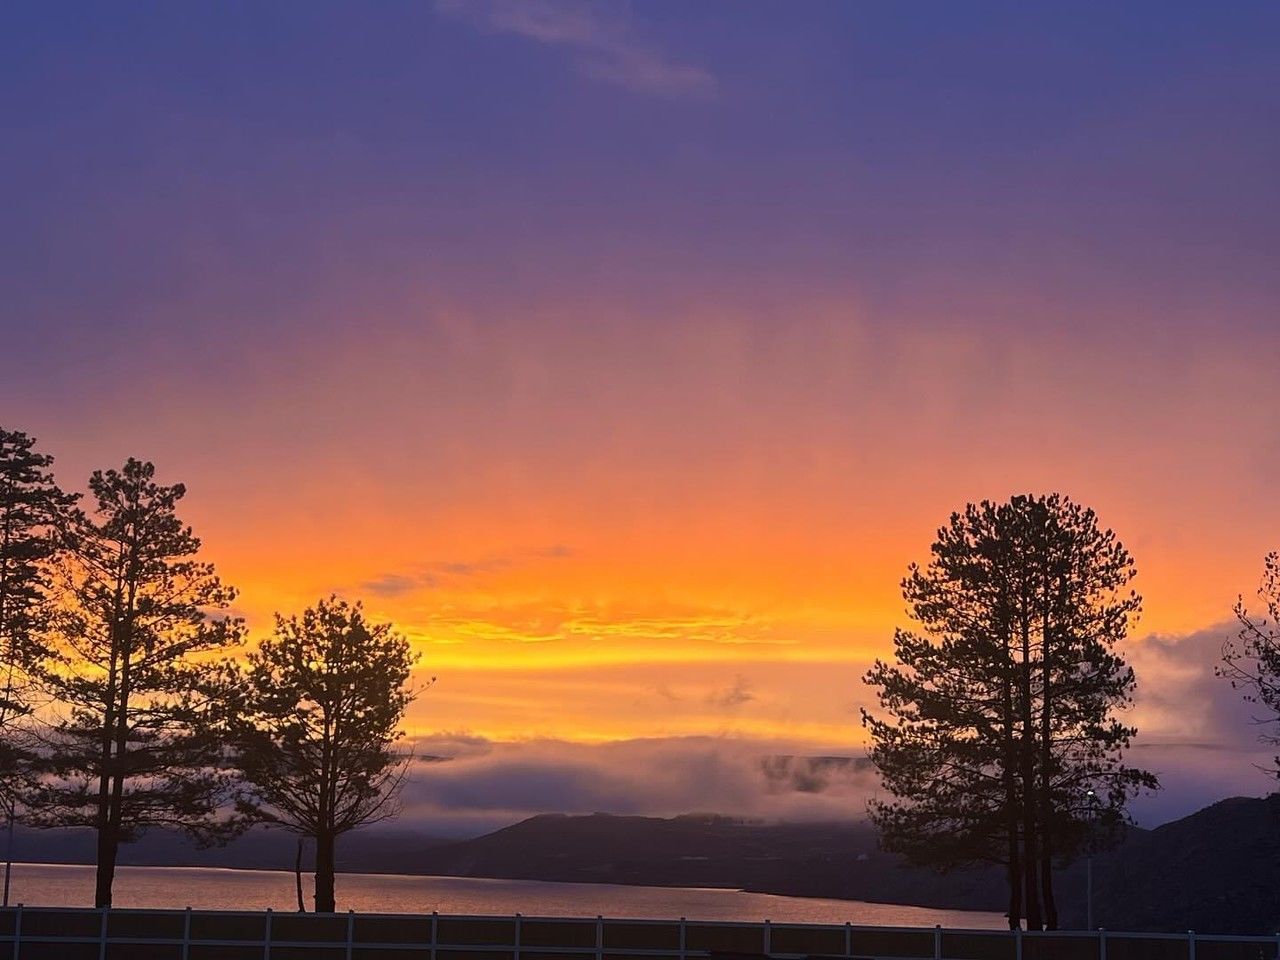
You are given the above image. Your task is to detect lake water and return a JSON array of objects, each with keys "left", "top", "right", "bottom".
[{"left": 4, "top": 863, "right": 1005, "bottom": 927}]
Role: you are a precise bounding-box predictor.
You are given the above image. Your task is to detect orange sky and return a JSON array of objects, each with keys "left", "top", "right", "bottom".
[
  {"left": 23, "top": 300, "right": 1278, "bottom": 749},
  {"left": 7, "top": 1, "right": 1280, "bottom": 825}
]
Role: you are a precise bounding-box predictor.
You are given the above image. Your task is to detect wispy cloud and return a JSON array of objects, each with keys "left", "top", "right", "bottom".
[
  {"left": 399, "top": 599, "right": 790, "bottom": 652},
  {"left": 436, "top": 0, "right": 716, "bottom": 99},
  {"left": 706, "top": 674, "right": 755, "bottom": 709},
  {"left": 360, "top": 546, "right": 571, "bottom": 598}
]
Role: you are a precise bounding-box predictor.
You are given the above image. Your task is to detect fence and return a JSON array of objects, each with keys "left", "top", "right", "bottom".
[{"left": 0, "top": 907, "right": 1277, "bottom": 960}]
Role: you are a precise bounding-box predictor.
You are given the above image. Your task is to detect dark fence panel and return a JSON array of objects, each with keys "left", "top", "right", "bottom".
[
  {"left": 943, "top": 931, "right": 1020, "bottom": 960},
  {"left": 604, "top": 920, "right": 683, "bottom": 951},
  {"left": 355, "top": 915, "right": 434, "bottom": 944},
  {"left": 685, "top": 922, "right": 765, "bottom": 954},
  {"left": 1105, "top": 935, "right": 1192, "bottom": 960},
  {"left": 1022, "top": 934, "right": 1102, "bottom": 960},
  {"left": 523, "top": 919, "right": 599, "bottom": 949},
  {"left": 439, "top": 917, "right": 519, "bottom": 946},
  {"left": 1196, "top": 940, "right": 1280, "bottom": 960},
  {"left": 107, "top": 909, "right": 186, "bottom": 939},
  {"left": 771, "top": 923, "right": 848, "bottom": 955},
  {"left": 847, "top": 928, "right": 935, "bottom": 958}
]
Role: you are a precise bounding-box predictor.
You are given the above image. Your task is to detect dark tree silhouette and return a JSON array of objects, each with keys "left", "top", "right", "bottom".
[
  {"left": 863, "top": 494, "right": 1156, "bottom": 930},
  {"left": 230, "top": 597, "right": 419, "bottom": 913},
  {"left": 1221, "top": 552, "right": 1280, "bottom": 776},
  {"left": 0, "top": 429, "right": 76, "bottom": 800},
  {"left": 32, "top": 459, "right": 246, "bottom": 907}
]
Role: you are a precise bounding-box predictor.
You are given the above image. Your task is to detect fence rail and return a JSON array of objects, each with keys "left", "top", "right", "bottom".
[{"left": 0, "top": 906, "right": 1276, "bottom": 960}]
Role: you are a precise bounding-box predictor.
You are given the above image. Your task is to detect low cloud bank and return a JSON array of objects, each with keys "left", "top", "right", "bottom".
[
  {"left": 1127, "top": 623, "right": 1278, "bottom": 823},
  {"left": 396, "top": 734, "right": 878, "bottom": 837},
  {"left": 379, "top": 622, "right": 1278, "bottom": 839}
]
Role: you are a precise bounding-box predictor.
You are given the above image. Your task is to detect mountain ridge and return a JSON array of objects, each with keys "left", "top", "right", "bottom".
[{"left": 11, "top": 794, "right": 1279, "bottom": 934}]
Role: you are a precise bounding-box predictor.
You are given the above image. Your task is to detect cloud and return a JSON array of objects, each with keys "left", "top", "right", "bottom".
[
  {"left": 705, "top": 674, "right": 754, "bottom": 709},
  {"left": 374, "top": 624, "right": 1280, "bottom": 837},
  {"left": 393, "top": 734, "right": 878, "bottom": 836},
  {"left": 361, "top": 573, "right": 423, "bottom": 598},
  {"left": 436, "top": 0, "right": 716, "bottom": 99},
  {"left": 1124, "top": 623, "right": 1279, "bottom": 824},
  {"left": 394, "top": 598, "right": 794, "bottom": 654},
  {"left": 1129, "top": 623, "right": 1266, "bottom": 751},
  {"left": 360, "top": 546, "right": 571, "bottom": 598}
]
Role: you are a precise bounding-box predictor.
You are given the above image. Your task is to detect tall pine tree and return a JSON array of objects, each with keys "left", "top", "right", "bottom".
[
  {"left": 33, "top": 459, "right": 245, "bottom": 907},
  {"left": 0, "top": 429, "right": 76, "bottom": 805},
  {"left": 863, "top": 494, "right": 1156, "bottom": 929}
]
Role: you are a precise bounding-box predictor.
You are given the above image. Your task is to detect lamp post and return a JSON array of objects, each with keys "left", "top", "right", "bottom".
[
  {"left": 1085, "top": 789, "right": 1097, "bottom": 930},
  {"left": 3, "top": 793, "right": 14, "bottom": 908}
]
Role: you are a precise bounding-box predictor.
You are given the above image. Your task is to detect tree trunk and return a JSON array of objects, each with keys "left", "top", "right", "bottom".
[
  {"left": 92, "top": 759, "right": 113, "bottom": 906},
  {"left": 94, "top": 820, "right": 117, "bottom": 908},
  {"left": 314, "top": 832, "right": 336, "bottom": 913},
  {"left": 1039, "top": 674, "right": 1059, "bottom": 928},
  {"left": 1019, "top": 617, "right": 1043, "bottom": 930},
  {"left": 1039, "top": 568, "right": 1059, "bottom": 930},
  {"left": 1001, "top": 672, "right": 1023, "bottom": 930},
  {"left": 102, "top": 644, "right": 133, "bottom": 912},
  {"left": 1006, "top": 819, "right": 1023, "bottom": 929},
  {"left": 1020, "top": 744, "right": 1042, "bottom": 929},
  {"left": 295, "top": 837, "right": 306, "bottom": 912},
  {"left": 1040, "top": 838, "right": 1057, "bottom": 929},
  {"left": 94, "top": 628, "right": 119, "bottom": 909}
]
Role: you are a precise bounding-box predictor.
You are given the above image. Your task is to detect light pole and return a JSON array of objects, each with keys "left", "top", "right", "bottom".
[
  {"left": 1085, "top": 789, "right": 1097, "bottom": 930},
  {"left": 3, "top": 794, "right": 14, "bottom": 908}
]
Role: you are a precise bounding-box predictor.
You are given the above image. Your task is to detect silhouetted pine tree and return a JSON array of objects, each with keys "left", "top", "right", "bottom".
[
  {"left": 0, "top": 429, "right": 76, "bottom": 805},
  {"left": 229, "top": 597, "right": 419, "bottom": 913},
  {"left": 863, "top": 495, "right": 1156, "bottom": 930},
  {"left": 32, "top": 459, "right": 245, "bottom": 907}
]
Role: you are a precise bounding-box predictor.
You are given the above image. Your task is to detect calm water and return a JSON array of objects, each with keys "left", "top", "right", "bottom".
[{"left": 4, "top": 863, "right": 1004, "bottom": 927}]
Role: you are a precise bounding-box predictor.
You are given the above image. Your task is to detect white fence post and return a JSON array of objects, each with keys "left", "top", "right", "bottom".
[
  {"left": 515, "top": 913, "right": 522, "bottom": 960},
  {"left": 595, "top": 915, "right": 603, "bottom": 960},
  {"left": 1188, "top": 930, "right": 1195, "bottom": 960},
  {"left": 431, "top": 911, "right": 438, "bottom": 960},
  {"left": 764, "top": 919, "right": 771, "bottom": 956},
  {"left": 934, "top": 924, "right": 941, "bottom": 960},
  {"left": 1099, "top": 928, "right": 1107, "bottom": 960},
  {"left": 12, "top": 903, "right": 21, "bottom": 960},
  {"left": 680, "top": 917, "right": 687, "bottom": 960},
  {"left": 98, "top": 906, "right": 108, "bottom": 960},
  {"left": 347, "top": 909, "right": 355, "bottom": 960},
  {"left": 1015, "top": 925, "right": 1022, "bottom": 960},
  {"left": 264, "top": 907, "right": 273, "bottom": 960},
  {"left": 183, "top": 906, "right": 191, "bottom": 960}
]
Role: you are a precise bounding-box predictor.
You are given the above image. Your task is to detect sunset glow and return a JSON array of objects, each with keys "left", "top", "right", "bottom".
[{"left": 6, "top": 0, "right": 1280, "bottom": 830}]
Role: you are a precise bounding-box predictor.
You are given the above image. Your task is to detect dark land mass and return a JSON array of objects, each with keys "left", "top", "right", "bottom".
[
  {"left": 1057, "top": 794, "right": 1280, "bottom": 936},
  {"left": 12, "top": 795, "right": 1279, "bottom": 935}
]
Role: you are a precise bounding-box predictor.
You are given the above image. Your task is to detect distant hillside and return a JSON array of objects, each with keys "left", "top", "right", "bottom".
[
  {"left": 416, "top": 813, "right": 1005, "bottom": 911},
  {"left": 1058, "top": 794, "right": 1280, "bottom": 935},
  {"left": 12, "top": 825, "right": 453, "bottom": 875},
  {"left": 13, "top": 796, "right": 1280, "bottom": 934},
  {"left": 12, "top": 813, "right": 1006, "bottom": 912}
]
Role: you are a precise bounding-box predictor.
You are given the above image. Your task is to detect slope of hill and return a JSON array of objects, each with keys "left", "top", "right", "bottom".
[
  {"left": 11, "top": 825, "right": 453, "bottom": 875},
  {"left": 12, "top": 796, "right": 1280, "bottom": 934},
  {"left": 12, "top": 814, "right": 1006, "bottom": 912},
  {"left": 416, "top": 813, "right": 1005, "bottom": 911},
  {"left": 1058, "top": 794, "right": 1280, "bottom": 935}
]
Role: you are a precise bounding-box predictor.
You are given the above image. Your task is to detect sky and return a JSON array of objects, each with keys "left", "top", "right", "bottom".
[{"left": 3, "top": 0, "right": 1280, "bottom": 834}]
